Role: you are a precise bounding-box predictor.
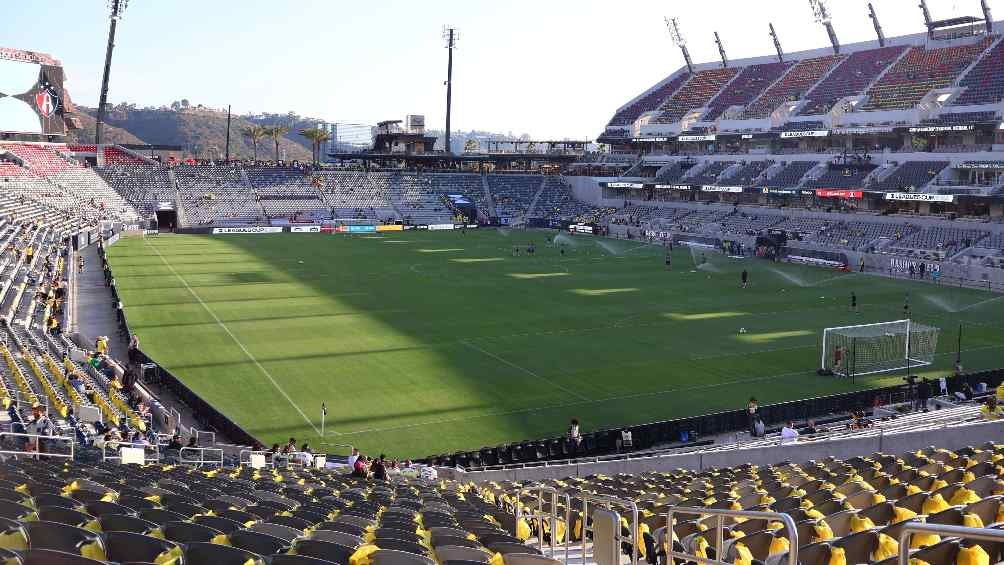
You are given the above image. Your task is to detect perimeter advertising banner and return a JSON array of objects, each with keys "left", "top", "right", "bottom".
[
  {"left": 815, "top": 189, "right": 863, "bottom": 199},
  {"left": 376, "top": 224, "right": 404, "bottom": 232},
  {"left": 290, "top": 226, "right": 321, "bottom": 233},
  {"left": 212, "top": 226, "right": 283, "bottom": 234},
  {"left": 334, "top": 225, "right": 377, "bottom": 233}
]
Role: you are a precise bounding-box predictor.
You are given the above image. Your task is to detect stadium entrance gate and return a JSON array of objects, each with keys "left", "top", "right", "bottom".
[{"left": 155, "top": 201, "right": 178, "bottom": 232}]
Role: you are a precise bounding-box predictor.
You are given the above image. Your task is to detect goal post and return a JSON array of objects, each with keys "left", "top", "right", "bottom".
[{"left": 821, "top": 319, "right": 939, "bottom": 377}]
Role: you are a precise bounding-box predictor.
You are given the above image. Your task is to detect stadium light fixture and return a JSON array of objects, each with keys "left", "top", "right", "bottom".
[
  {"left": 96, "top": 0, "right": 129, "bottom": 144},
  {"left": 442, "top": 25, "right": 459, "bottom": 155},
  {"left": 809, "top": 0, "right": 831, "bottom": 24},
  {"left": 665, "top": 17, "right": 694, "bottom": 74}
]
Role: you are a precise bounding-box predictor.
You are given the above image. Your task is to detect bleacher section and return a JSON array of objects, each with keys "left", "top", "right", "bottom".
[
  {"left": 703, "top": 62, "right": 793, "bottom": 121},
  {"left": 860, "top": 38, "right": 995, "bottom": 111},
  {"left": 953, "top": 36, "right": 1004, "bottom": 106},
  {"left": 799, "top": 45, "right": 908, "bottom": 115},
  {"left": 94, "top": 165, "right": 173, "bottom": 218},
  {"left": 654, "top": 68, "right": 739, "bottom": 123},
  {"left": 687, "top": 161, "right": 736, "bottom": 186},
  {"left": 487, "top": 175, "right": 540, "bottom": 221},
  {"left": 887, "top": 226, "right": 991, "bottom": 259},
  {"left": 246, "top": 168, "right": 329, "bottom": 219},
  {"left": 729, "top": 160, "right": 774, "bottom": 186},
  {"left": 742, "top": 55, "right": 844, "bottom": 119},
  {"left": 765, "top": 161, "right": 818, "bottom": 188},
  {"left": 868, "top": 161, "right": 949, "bottom": 192},
  {"left": 608, "top": 73, "right": 691, "bottom": 126},
  {"left": 174, "top": 165, "right": 261, "bottom": 225},
  {"left": 806, "top": 164, "right": 877, "bottom": 189}
]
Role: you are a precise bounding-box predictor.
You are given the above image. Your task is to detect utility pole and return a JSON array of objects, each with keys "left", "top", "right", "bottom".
[
  {"left": 665, "top": 17, "right": 694, "bottom": 74},
  {"left": 868, "top": 3, "right": 886, "bottom": 47},
  {"left": 224, "top": 105, "right": 231, "bottom": 162},
  {"left": 809, "top": 0, "right": 840, "bottom": 54},
  {"left": 714, "top": 31, "right": 729, "bottom": 68},
  {"left": 769, "top": 23, "right": 784, "bottom": 63},
  {"left": 95, "top": 0, "right": 129, "bottom": 145},
  {"left": 443, "top": 26, "right": 459, "bottom": 155}
]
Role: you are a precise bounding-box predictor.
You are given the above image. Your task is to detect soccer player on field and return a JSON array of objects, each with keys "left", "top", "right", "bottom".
[
  {"left": 850, "top": 291, "right": 858, "bottom": 313},
  {"left": 741, "top": 269, "right": 748, "bottom": 289},
  {"left": 665, "top": 252, "right": 672, "bottom": 271}
]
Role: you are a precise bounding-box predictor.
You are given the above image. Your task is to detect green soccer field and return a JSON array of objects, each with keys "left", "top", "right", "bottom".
[{"left": 105, "top": 230, "right": 1004, "bottom": 458}]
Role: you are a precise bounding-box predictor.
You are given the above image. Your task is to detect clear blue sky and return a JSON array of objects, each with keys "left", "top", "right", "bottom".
[{"left": 4, "top": 0, "right": 986, "bottom": 140}]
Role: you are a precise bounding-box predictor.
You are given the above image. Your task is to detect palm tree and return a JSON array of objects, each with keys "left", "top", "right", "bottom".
[
  {"left": 314, "top": 129, "right": 332, "bottom": 165},
  {"left": 241, "top": 125, "right": 266, "bottom": 161},
  {"left": 299, "top": 127, "right": 330, "bottom": 165},
  {"left": 263, "top": 124, "right": 290, "bottom": 163}
]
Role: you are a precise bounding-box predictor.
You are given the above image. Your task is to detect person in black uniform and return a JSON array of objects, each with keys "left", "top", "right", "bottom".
[
  {"left": 741, "top": 269, "right": 749, "bottom": 289},
  {"left": 851, "top": 291, "right": 858, "bottom": 313}
]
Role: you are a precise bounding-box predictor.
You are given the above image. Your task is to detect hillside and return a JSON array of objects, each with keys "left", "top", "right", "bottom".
[
  {"left": 69, "top": 113, "right": 146, "bottom": 146},
  {"left": 72, "top": 104, "right": 312, "bottom": 161}
]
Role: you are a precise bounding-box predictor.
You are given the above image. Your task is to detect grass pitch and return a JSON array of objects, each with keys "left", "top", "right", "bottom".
[{"left": 105, "top": 230, "right": 1004, "bottom": 457}]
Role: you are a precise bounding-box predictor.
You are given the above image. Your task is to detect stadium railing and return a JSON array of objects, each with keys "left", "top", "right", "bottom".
[
  {"left": 511, "top": 485, "right": 571, "bottom": 561},
  {"left": 179, "top": 446, "right": 224, "bottom": 468},
  {"left": 0, "top": 432, "right": 74, "bottom": 460},
  {"left": 666, "top": 507, "right": 798, "bottom": 565}
]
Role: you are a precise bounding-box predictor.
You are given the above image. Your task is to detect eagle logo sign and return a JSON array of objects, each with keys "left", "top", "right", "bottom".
[{"left": 35, "top": 82, "right": 60, "bottom": 118}]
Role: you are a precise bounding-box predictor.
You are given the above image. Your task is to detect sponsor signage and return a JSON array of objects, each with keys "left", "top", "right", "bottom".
[
  {"left": 958, "top": 162, "right": 1004, "bottom": 170},
  {"left": 814, "top": 189, "right": 863, "bottom": 199},
  {"left": 607, "top": 182, "right": 645, "bottom": 189},
  {"left": 741, "top": 134, "right": 754, "bottom": 140},
  {"left": 800, "top": 189, "right": 816, "bottom": 196},
  {"left": 376, "top": 224, "right": 404, "bottom": 232},
  {"left": 779, "top": 130, "right": 829, "bottom": 138},
  {"left": 884, "top": 192, "right": 955, "bottom": 203},
  {"left": 890, "top": 257, "right": 940, "bottom": 274},
  {"left": 334, "top": 225, "right": 377, "bottom": 233},
  {"left": 568, "top": 223, "right": 594, "bottom": 234},
  {"left": 761, "top": 187, "right": 799, "bottom": 195},
  {"left": 833, "top": 126, "right": 894, "bottom": 134},
  {"left": 678, "top": 134, "right": 716, "bottom": 142},
  {"left": 156, "top": 201, "right": 175, "bottom": 211},
  {"left": 212, "top": 226, "right": 283, "bottom": 234},
  {"left": 290, "top": 225, "right": 321, "bottom": 233},
  {"left": 630, "top": 137, "right": 670, "bottom": 142},
  {"left": 908, "top": 125, "right": 974, "bottom": 133},
  {"left": 655, "top": 184, "right": 692, "bottom": 190},
  {"left": 428, "top": 223, "right": 455, "bottom": 231},
  {"left": 700, "top": 185, "right": 743, "bottom": 193}
]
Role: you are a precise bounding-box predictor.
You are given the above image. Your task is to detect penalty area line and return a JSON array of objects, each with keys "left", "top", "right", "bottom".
[{"left": 459, "top": 340, "right": 589, "bottom": 401}]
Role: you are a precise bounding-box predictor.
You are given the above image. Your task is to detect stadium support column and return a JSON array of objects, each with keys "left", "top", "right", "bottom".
[
  {"left": 443, "top": 26, "right": 459, "bottom": 155},
  {"left": 868, "top": 3, "right": 886, "bottom": 47},
  {"left": 96, "top": 0, "right": 128, "bottom": 145},
  {"left": 714, "top": 32, "right": 728, "bottom": 68},
  {"left": 769, "top": 23, "right": 784, "bottom": 63}
]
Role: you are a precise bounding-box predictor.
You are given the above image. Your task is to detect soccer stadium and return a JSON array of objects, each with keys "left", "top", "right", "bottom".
[{"left": 4, "top": 0, "right": 1004, "bottom": 563}]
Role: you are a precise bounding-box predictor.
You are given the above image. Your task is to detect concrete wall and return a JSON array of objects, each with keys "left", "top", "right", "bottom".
[{"left": 456, "top": 419, "right": 1004, "bottom": 483}]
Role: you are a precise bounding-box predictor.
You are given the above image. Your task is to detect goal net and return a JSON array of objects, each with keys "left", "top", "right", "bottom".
[{"left": 821, "top": 320, "right": 939, "bottom": 377}]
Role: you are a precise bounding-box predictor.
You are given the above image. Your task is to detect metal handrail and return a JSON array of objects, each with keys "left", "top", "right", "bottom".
[
  {"left": 580, "top": 492, "right": 639, "bottom": 565},
  {"left": 898, "top": 523, "right": 1004, "bottom": 565},
  {"left": 180, "top": 446, "right": 224, "bottom": 468},
  {"left": 102, "top": 441, "right": 160, "bottom": 463},
  {"left": 194, "top": 429, "right": 215, "bottom": 446},
  {"left": 513, "top": 485, "right": 571, "bottom": 562},
  {"left": 666, "top": 506, "right": 798, "bottom": 565},
  {"left": 239, "top": 449, "right": 270, "bottom": 468}
]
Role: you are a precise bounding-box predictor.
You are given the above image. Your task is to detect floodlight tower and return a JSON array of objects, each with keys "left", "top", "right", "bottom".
[
  {"left": 868, "top": 3, "right": 886, "bottom": 46},
  {"left": 769, "top": 23, "right": 784, "bottom": 62},
  {"left": 919, "top": 0, "right": 934, "bottom": 38},
  {"left": 809, "top": 0, "right": 840, "bottom": 54},
  {"left": 95, "top": 0, "right": 128, "bottom": 145},
  {"left": 982, "top": 0, "right": 993, "bottom": 33},
  {"left": 665, "top": 17, "right": 694, "bottom": 74},
  {"left": 442, "top": 25, "right": 459, "bottom": 155},
  {"left": 714, "top": 31, "right": 728, "bottom": 68}
]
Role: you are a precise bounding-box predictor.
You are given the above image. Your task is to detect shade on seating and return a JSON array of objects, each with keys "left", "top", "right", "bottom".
[
  {"left": 103, "top": 530, "right": 180, "bottom": 564},
  {"left": 185, "top": 541, "right": 265, "bottom": 565}
]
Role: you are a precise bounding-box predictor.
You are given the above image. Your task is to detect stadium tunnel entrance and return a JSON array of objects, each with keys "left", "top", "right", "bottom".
[{"left": 155, "top": 209, "right": 178, "bottom": 232}]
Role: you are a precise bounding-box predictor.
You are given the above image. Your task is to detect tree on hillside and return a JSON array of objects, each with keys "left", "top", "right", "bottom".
[
  {"left": 263, "top": 124, "right": 290, "bottom": 162},
  {"left": 314, "top": 129, "right": 331, "bottom": 165},
  {"left": 241, "top": 125, "right": 266, "bottom": 161},
  {"left": 464, "top": 139, "right": 479, "bottom": 153}
]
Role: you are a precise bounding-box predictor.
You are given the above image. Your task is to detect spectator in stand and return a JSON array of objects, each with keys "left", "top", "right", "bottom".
[
  {"left": 568, "top": 418, "right": 582, "bottom": 448},
  {"left": 353, "top": 455, "right": 369, "bottom": 478},
  {"left": 128, "top": 334, "right": 140, "bottom": 364},
  {"left": 167, "top": 433, "right": 183, "bottom": 451},
  {"left": 746, "top": 397, "right": 759, "bottom": 436},
  {"left": 803, "top": 419, "right": 820, "bottom": 435},
  {"left": 281, "top": 437, "right": 296, "bottom": 454},
  {"left": 347, "top": 447, "right": 360, "bottom": 468},
  {"left": 371, "top": 454, "right": 388, "bottom": 481},
  {"left": 780, "top": 421, "right": 799, "bottom": 445},
  {"left": 981, "top": 396, "right": 1003, "bottom": 420}
]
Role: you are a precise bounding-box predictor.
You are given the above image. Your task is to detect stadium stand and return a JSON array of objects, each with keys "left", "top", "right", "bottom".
[
  {"left": 868, "top": 161, "right": 950, "bottom": 192},
  {"left": 687, "top": 161, "right": 737, "bottom": 186},
  {"left": 805, "top": 163, "right": 877, "bottom": 189},
  {"left": 813, "top": 221, "right": 912, "bottom": 251},
  {"left": 608, "top": 72, "right": 691, "bottom": 126},
  {"left": 488, "top": 175, "right": 541, "bottom": 220},
  {"left": 886, "top": 226, "right": 991, "bottom": 258},
  {"left": 919, "top": 111, "right": 1000, "bottom": 126},
  {"left": 246, "top": 167, "right": 330, "bottom": 219},
  {"left": 728, "top": 160, "right": 774, "bottom": 186},
  {"left": 93, "top": 165, "right": 173, "bottom": 218},
  {"left": 742, "top": 55, "right": 844, "bottom": 119},
  {"left": 798, "top": 45, "right": 908, "bottom": 115},
  {"left": 653, "top": 161, "right": 697, "bottom": 184},
  {"left": 174, "top": 165, "right": 262, "bottom": 225},
  {"left": 702, "top": 61, "right": 793, "bottom": 121},
  {"left": 764, "top": 161, "right": 819, "bottom": 188},
  {"left": 952, "top": 37, "right": 1004, "bottom": 106},
  {"left": 860, "top": 38, "right": 997, "bottom": 111},
  {"left": 654, "top": 67, "right": 739, "bottom": 123}
]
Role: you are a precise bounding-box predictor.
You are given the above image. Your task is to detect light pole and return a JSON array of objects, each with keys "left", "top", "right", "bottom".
[
  {"left": 442, "top": 25, "right": 460, "bottom": 155},
  {"left": 96, "top": 0, "right": 129, "bottom": 145}
]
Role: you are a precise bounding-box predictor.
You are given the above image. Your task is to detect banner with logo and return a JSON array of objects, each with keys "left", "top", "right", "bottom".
[
  {"left": 779, "top": 130, "right": 829, "bottom": 138},
  {"left": 606, "top": 182, "right": 645, "bottom": 189},
  {"left": 376, "top": 224, "right": 404, "bottom": 232},
  {"left": 428, "top": 223, "right": 455, "bottom": 231},
  {"left": 212, "top": 226, "right": 283, "bottom": 234},
  {"left": 815, "top": 189, "right": 863, "bottom": 199},
  {"left": 761, "top": 187, "right": 799, "bottom": 195},
  {"left": 655, "top": 184, "right": 692, "bottom": 190},
  {"left": 700, "top": 185, "right": 743, "bottom": 193},
  {"left": 290, "top": 225, "right": 321, "bottom": 233},
  {"left": 884, "top": 192, "right": 955, "bottom": 203},
  {"left": 678, "top": 134, "right": 716, "bottom": 142}
]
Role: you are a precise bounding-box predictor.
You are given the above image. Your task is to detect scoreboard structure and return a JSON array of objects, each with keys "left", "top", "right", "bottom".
[{"left": 0, "top": 47, "right": 72, "bottom": 136}]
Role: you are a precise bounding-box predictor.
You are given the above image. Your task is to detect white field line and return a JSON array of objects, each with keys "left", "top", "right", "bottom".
[
  {"left": 144, "top": 237, "right": 323, "bottom": 436},
  {"left": 459, "top": 340, "right": 589, "bottom": 401}
]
